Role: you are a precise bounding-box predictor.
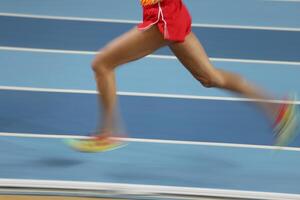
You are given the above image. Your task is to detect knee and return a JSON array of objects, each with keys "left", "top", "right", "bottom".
[
  {"left": 91, "top": 50, "right": 114, "bottom": 76},
  {"left": 195, "top": 73, "right": 225, "bottom": 88}
]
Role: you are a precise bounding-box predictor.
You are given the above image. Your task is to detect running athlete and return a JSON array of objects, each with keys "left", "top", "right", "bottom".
[{"left": 67, "top": 0, "right": 299, "bottom": 152}]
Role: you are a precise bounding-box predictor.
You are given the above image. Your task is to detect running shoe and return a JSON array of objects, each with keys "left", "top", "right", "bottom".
[
  {"left": 273, "top": 95, "right": 299, "bottom": 146},
  {"left": 65, "top": 135, "right": 126, "bottom": 153}
]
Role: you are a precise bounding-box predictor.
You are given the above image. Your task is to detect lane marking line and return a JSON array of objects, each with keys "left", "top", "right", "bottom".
[
  {"left": 266, "top": 0, "right": 300, "bottom": 2},
  {"left": 1, "top": 132, "right": 299, "bottom": 152},
  {"left": 0, "top": 179, "right": 300, "bottom": 200},
  {"left": 1, "top": 46, "right": 300, "bottom": 66},
  {"left": 1, "top": 12, "right": 300, "bottom": 32},
  {"left": 1, "top": 85, "right": 300, "bottom": 104}
]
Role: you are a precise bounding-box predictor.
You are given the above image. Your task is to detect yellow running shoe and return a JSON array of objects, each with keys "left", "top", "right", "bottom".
[{"left": 65, "top": 136, "right": 127, "bottom": 153}]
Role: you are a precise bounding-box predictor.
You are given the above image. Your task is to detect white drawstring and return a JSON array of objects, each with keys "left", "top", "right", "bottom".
[{"left": 158, "top": 2, "right": 169, "bottom": 39}]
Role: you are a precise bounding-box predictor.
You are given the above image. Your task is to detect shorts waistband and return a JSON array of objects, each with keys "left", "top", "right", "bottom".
[{"left": 142, "top": 0, "right": 181, "bottom": 8}]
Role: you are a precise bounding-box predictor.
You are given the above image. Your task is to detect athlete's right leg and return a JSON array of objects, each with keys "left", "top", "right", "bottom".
[
  {"left": 92, "top": 26, "right": 168, "bottom": 136},
  {"left": 169, "top": 32, "right": 276, "bottom": 117}
]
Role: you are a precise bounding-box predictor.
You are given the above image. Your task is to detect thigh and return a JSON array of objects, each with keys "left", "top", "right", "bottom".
[
  {"left": 168, "top": 32, "right": 217, "bottom": 78},
  {"left": 94, "top": 25, "right": 169, "bottom": 68}
]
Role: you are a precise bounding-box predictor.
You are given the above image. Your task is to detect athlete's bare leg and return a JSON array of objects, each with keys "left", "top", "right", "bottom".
[
  {"left": 169, "top": 32, "right": 277, "bottom": 117},
  {"left": 92, "top": 26, "right": 168, "bottom": 136}
]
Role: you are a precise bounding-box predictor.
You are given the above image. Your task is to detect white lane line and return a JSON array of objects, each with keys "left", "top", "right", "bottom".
[
  {"left": 1, "top": 132, "right": 300, "bottom": 152},
  {"left": 266, "top": 0, "right": 300, "bottom": 2},
  {"left": 1, "top": 179, "right": 300, "bottom": 200},
  {"left": 1, "top": 46, "right": 300, "bottom": 66},
  {"left": 1, "top": 85, "right": 300, "bottom": 104},
  {"left": 0, "top": 46, "right": 95, "bottom": 55},
  {"left": 0, "top": 12, "right": 140, "bottom": 24},
  {"left": 1, "top": 12, "right": 300, "bottom": 32},
  {"left": 0, "top": 86, "right": 98, "bottom": 94}
]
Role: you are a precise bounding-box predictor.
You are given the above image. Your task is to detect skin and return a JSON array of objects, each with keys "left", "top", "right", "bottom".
[{"left": 92, "top": 25, "right": 276, "bottom": 138}]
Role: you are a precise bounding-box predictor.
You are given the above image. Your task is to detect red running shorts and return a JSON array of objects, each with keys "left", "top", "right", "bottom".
[{"left": 138, "top": 0, "right": 192, "bottom": 42}]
